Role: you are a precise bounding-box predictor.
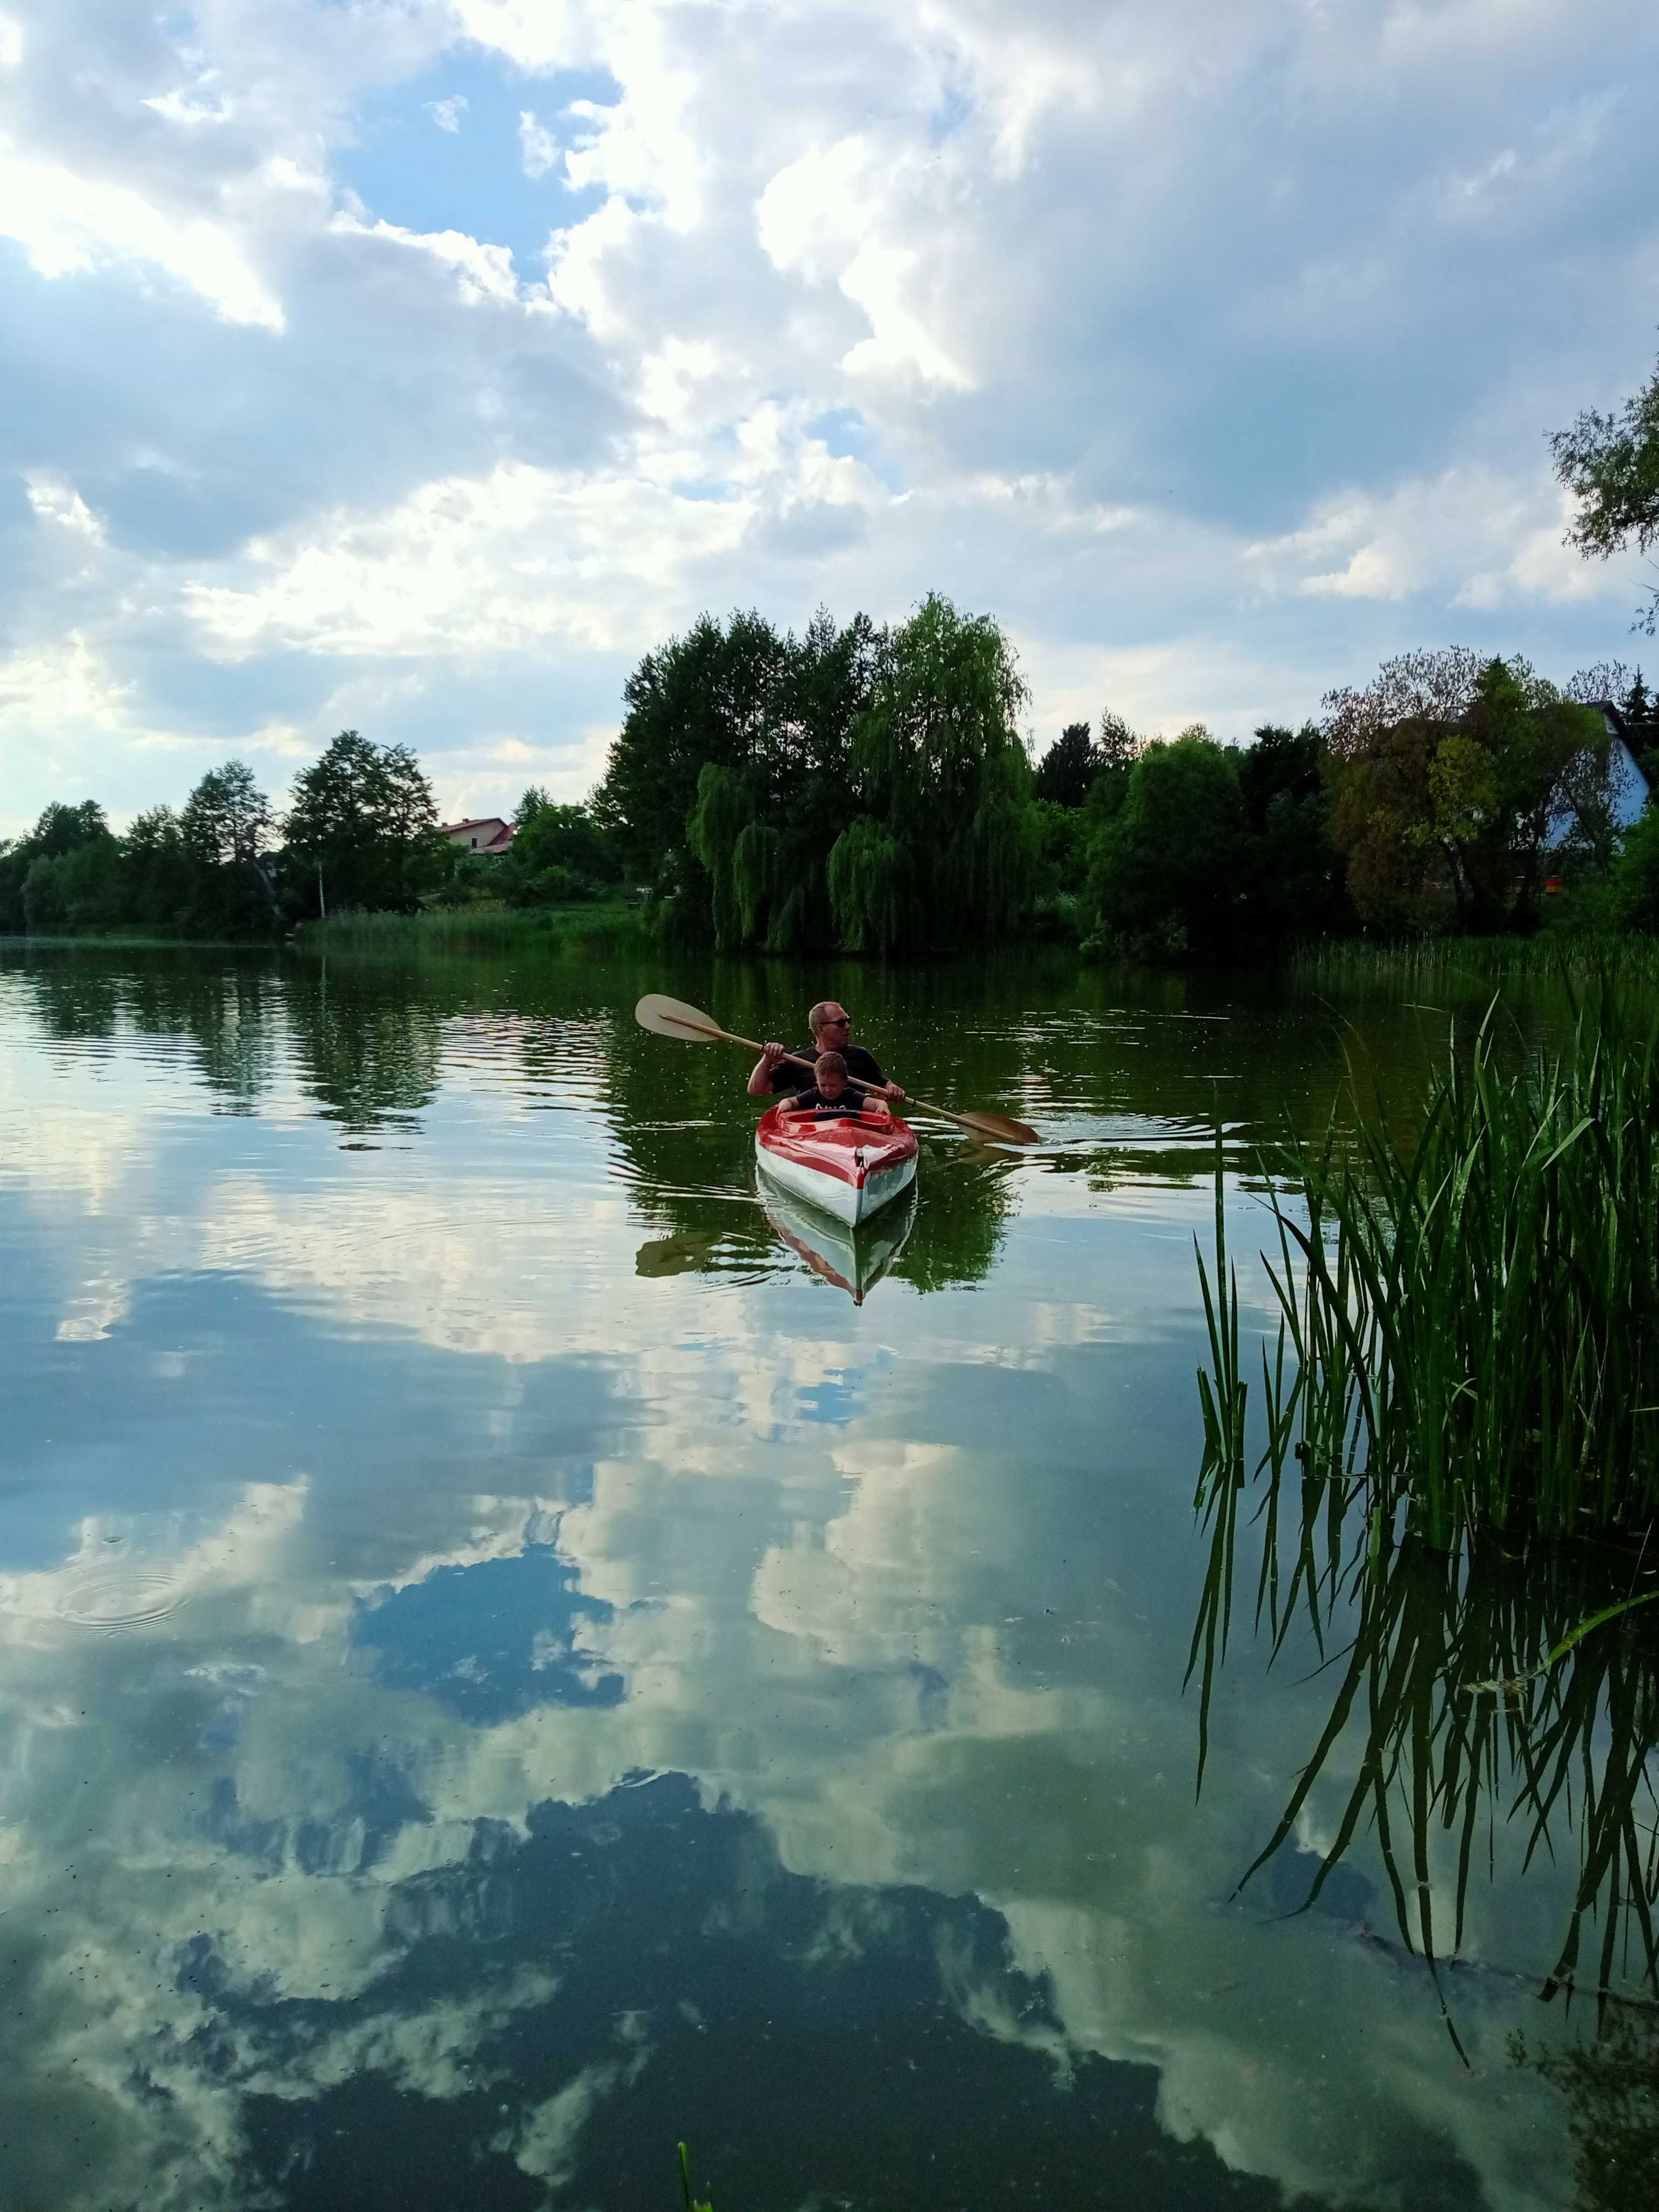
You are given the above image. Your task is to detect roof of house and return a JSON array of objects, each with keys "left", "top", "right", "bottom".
[{"left": 440, "top": 817, "right": 515, "bottom": 851}]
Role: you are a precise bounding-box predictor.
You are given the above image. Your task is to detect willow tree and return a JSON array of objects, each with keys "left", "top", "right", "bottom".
[
  {"left": 828, "top": 595, "right": 1037, "bottom": 953},
  {"left": 661, "top": 608, "right": 879, "bottom": 947}
]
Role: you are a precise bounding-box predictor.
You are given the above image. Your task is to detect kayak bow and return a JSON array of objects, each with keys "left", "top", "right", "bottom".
[{"left": 755, "top": 1102, "right": 918, "bottom": 1228}]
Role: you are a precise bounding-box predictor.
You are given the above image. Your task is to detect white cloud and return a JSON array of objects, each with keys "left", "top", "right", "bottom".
[
  {"left": 0, "top": 0, "right": 1654, "bottom": 831},
  {"left": 327, "top": 208, "right": 523, "bottom": 304},
  {"left": 24, "top": 471, "right": 104, "bottom": 542},
  {"left": 0, "top": 144, "right": 283, "bottom": 328},
  {"left": 1244, "top": 466, "right": 1620, "bottom": 615},
  {"left": 517, "top": 109, "right": 560, "bottom": 179},
  {"left": 758, "top": 138, "right": 973, "bottom": 390}
]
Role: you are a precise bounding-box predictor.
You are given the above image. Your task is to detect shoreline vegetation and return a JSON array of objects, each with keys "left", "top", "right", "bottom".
[
  {"left": 1192, "top": 1002, "right": 1659, "bottom": 2065},
  {"left": 1202, "top": 1002, "right": 1659, "bottom": 1550},
  {"left": 9, "top": 611, "right": 1659, "bottom": 972},
  {"left": 289, "top": 903, "right": 658, "bottom": 959}
]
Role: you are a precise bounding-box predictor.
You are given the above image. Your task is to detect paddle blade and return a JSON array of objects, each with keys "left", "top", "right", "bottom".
[
  {"left": 635, "top": 993, "right": 724, "bottom": 1042},
  {"left": 954, "top": 1108, "right": 1041, "bottom": 1146}
]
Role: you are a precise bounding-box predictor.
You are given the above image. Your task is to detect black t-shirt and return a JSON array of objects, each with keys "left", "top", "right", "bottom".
[
  {"left": 770, "top": 1043, "right": 886, "bottom": 1093},
  {"left": 788, "top": 1083, "right": 869, "bottom": 1117}
]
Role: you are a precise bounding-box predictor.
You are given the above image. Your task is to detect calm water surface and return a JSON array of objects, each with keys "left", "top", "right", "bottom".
[{"left": 0, "top": 946, "right": 1630, "bottom": 2209}]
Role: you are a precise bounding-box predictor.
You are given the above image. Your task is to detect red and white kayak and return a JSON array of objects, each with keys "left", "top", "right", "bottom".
[{"left": 755, "top": 1102, "right": 919, "bottom": 1228}]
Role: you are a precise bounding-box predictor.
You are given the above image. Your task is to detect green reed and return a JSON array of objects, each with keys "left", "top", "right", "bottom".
[
  {"left": 1295, "top": 932, "right": 1659, "bottom": 996},
  {"left": 1191, "top": 1006, "right": 1659, "bottom": 2028},
  {"left": 677, "top": 2141, "right": 724, "bottom": 2212},
  {"left": 1247, "top": 1001, "right": 1659, "bottom": 1549}
]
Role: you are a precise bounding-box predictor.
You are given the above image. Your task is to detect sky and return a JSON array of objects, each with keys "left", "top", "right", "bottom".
[{"left": 1, "top": 0, "right": 1657, "bottom": 839}]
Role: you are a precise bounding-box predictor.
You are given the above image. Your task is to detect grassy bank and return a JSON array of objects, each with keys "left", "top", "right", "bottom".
[
  {"left": 294, "top": 903, "right": 656, "bottom": 960},
  {"left": 1, "top": 929, "right": 282, "bottom": 951}
]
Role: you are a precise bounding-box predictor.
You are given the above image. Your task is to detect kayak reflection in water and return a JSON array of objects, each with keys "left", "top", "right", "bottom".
[
  {"left": 785, "top": 1050, "right": 890, "bottom": 1120},
  {"left": 746, "top": 999, "right": 906, "bottom": 1104}
]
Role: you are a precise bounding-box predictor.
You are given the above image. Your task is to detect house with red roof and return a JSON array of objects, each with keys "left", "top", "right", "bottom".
[{"left": 439, "top": 815, "right": 515, "bottom": 855}]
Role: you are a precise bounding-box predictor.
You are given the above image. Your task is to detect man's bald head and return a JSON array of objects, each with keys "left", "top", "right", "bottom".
[{"left": 809, "top": 1000, "right": 849, "bottom": 1040}]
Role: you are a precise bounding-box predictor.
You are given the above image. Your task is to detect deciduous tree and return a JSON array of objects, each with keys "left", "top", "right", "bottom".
[
  {"left": 283, "top": 731, "right": 442, "bottom": 913},
  {"left": 1550, "top": 346, "right": 1659, "bottom": 631}
]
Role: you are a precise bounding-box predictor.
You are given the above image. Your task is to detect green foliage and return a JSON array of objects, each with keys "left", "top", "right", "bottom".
[
  {"left": 829, "top": 593, "right": 1037, "bottom": 953},
  {"left": 686, "top": 762, "right": 755, "bottom": 949},
  {"left": 503, "top": 798, "right": 620, "bottom": 908},
  {"left": 1551, "top": 345, "right": 1659, "bottom": 632},
  {"left": 181, "top": 760, "right": 271, "bottom": 866},
  {"left": 1324, "top": 651, "right": 1611, "bottom": 931},
  {"left": 1084, "top": 729, "right": 1246, "bottom": 961},
  {"left": 1033, "top": 720, "right": 1101, "bottom": 806},
  {"left": 2, "top": 773, "right": 282, "bottom": 939},
  {"left": 1032, "top": 798, "right": 1091, "bottom": 898},
  {"left": 283, "top": 730, "right": 443, "bottom": 914},
  {"left": 1607, "top": 803, "right": 1659, "bottom": 930},
  {"left": 1, "top": 801, "right": 110, "bottom": 930},
  {"left": 825, "top": 817, "right": 911, "bottom": 953},
  {"left": 298, "top": 903, "right": 653, "bottom": 959},
  {"left": 597, "top": 604, "right": 874, "bottom": 945},
  {"left": 1079, "top": 721, "right": 1350, "bottom": 963},
  {"left": 1296, "top": 932, "right": 1659, "bottom": 993},
  {"left": 593, "top": 608, "right": 792, "bottom": 888},
  {"left": 604, "top": 592, "right": 1036, "bottom": 953}
]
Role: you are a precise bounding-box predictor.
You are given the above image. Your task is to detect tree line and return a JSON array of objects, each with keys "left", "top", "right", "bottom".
[
  {"left": 0, "top": 733, "right": 443, "bottom": 938},
  {"left": 14, "top": 334, "right": 1659, "bottom": 956},
  {"left": 8, "top": 613, "right": 1659, "bottom": 960},
  {"left": 588, "top": 594, "right": 1656, "bottom": 959}
]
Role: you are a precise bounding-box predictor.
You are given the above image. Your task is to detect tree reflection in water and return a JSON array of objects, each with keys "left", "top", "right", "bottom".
[
  {"left": 1189, "top": 1444, "right": 1659, "bottom": 2052},
  {"left": 1513, "top": 2004, "right": 1659, "bottom": 2211}
]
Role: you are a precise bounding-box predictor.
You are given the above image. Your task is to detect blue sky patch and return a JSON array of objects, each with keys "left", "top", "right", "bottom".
[
  {"left": 354, "top": 1541, "right": 625, "bottom": 1725},
  {"left": 336, "top": 50, "right": 619, "bottom": 281}
]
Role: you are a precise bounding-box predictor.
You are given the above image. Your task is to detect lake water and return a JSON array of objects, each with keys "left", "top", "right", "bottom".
[{"left": 0, "top": 943, "right": 1641, "bottom": 2210}]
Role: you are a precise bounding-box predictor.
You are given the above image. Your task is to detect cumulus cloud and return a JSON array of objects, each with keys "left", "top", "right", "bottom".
[{"left": 0, "top": 0, "right": 1655, "bottom": 835}]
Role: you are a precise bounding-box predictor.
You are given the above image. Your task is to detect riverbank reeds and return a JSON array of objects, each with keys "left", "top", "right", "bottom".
[
  {"left": 1294, "top": 932, "right": 1659, "bottom": 996},
  {"left": 295, "top": 903, "right": 655, "bottom": 960},
  {"left": 1200, "top": 1000, "right": 1659, "bottom": 1552},
  {"left": 1191, "top": 1001, "right": 1659, "bottom": 2026}
]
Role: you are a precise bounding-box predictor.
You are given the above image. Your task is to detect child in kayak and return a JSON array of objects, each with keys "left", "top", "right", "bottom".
[{"left": 787, "top": 1051, "right": 888, "bottom": 1118}]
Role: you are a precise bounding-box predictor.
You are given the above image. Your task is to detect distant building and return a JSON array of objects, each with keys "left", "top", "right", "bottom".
[
  {"left": 1546, "top": 704, "right": 1652, "bottom": 852},
  {"left": 439, "top": 816, "right": 515, "bottom": 855},
  {"left": 1591, "top": 702, "right": 1653, "bottom": 831}
]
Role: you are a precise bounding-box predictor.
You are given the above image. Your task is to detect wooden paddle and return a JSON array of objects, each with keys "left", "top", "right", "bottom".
[{"left": 634, "top": 993, "right": 1041, "bottom": 1146}]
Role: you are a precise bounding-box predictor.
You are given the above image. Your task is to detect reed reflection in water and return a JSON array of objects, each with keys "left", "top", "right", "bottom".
[{"left": 1190, "top": 1140, "right": 1659, "bottom": 2068}]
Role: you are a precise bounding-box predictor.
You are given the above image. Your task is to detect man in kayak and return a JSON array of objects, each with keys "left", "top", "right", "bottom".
[
  {"left": 785, "top": 1050, "right": 889, "bottom": 1118},
  {"left": 746, "top": 1000, "right": 906, "bottom": 1103}
]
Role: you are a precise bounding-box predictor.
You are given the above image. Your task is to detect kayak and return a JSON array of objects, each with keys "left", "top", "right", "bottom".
[
  {"left": 754, "top": 1102, "right": 918, "bottom": 1228},
  {"left": 761, "top": 1179, "right": 916, "bottom": 1305}
]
